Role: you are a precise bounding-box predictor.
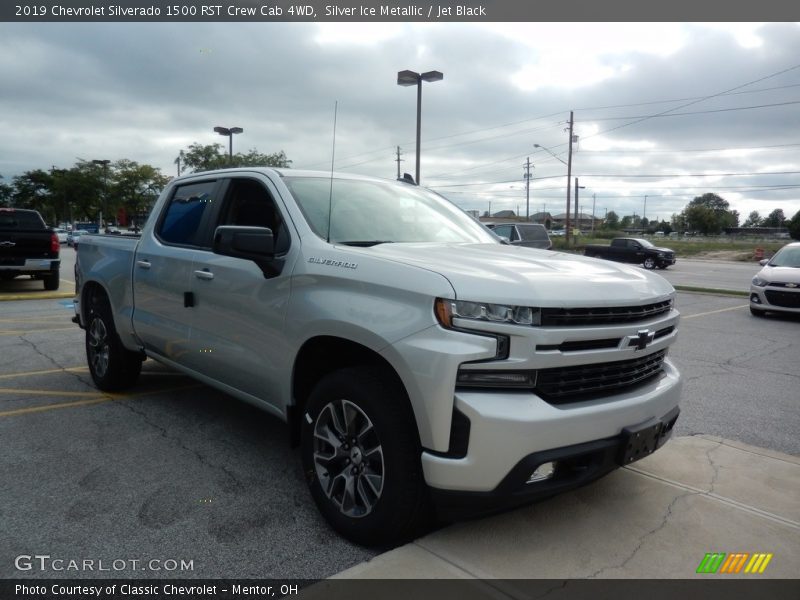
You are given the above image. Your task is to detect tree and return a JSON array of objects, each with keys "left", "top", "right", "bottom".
[
  {"left": 603, "top": 210, "right": 619, "bottom": 229},
  {"left": 763, "top": 208, "right": 786, "bottom": 228},
  {"left": 678, "top": 193, "right": 737, "bottom": 234},
  {"left": 743, "top": 210, "right": 763, "bottom": 227},
  {"left": 110, "top": 160, "right": 170, "bottom": 226},
  {"left": 788, "top": 209, "right": 800, "bottom": 241},
  {"left": 179, "top": 142, "right": 292, "bottom": 173},
  {"left": 0, "top": 174, "right": 12, "bottom": 207},
  {"left": 620, "top": 215, "right": 633, "bottom": 229}
]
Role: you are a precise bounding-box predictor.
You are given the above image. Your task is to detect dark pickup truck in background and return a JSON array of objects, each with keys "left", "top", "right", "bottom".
[
  {"left": 0, "top": 208, "right": 61, "bottom": 290},
  {"left": 584, "top": 237, "right": 676, "bottom": 270}
]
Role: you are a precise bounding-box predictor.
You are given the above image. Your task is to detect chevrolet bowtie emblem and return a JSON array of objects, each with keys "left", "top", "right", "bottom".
[{"left": 627, "top": 329, "right": 655, "bottom": 351}]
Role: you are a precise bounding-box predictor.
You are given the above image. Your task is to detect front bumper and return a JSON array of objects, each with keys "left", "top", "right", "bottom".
[
  {"left": 430, "top": 404, "right": 679, "bottom": 519},
  {"left": 422, "top": 358, "right": 682, "bottom": 495},
  {"left": 750, "top": 285, "right": 800, "bottom": 314}
]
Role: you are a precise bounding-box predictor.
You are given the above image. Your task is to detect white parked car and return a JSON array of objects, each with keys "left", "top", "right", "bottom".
[
  {"left": 750, "top": 242, "right": 800, "bottom": 316},
  {"left": 54, "top": 228, "right": 69, "bottom": 244}
]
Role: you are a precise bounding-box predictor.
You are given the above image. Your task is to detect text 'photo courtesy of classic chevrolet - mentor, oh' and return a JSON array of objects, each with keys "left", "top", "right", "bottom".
[{"left": 73, "top": 168, "right": 682, "bottom": 546}]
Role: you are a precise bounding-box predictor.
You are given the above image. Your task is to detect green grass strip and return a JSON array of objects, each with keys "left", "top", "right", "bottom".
[{"left": 674, "top": 285, "right": 749, "bottom": 298}]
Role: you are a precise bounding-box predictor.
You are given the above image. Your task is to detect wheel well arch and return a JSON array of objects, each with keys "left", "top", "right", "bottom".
[
  {"left": 80, "top": 280, "right": 110, "bottom": 321},
  {"left": 288, "top": 336, "right": 413, "bottom": 447}
]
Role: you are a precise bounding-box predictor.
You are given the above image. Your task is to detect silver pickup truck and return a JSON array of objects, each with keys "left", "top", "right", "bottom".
[{"left": 74, "top": 167, "right": 682, "bottom": 545}]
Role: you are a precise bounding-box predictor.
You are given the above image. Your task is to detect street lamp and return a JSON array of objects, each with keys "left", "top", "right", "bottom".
[
  {"left": 213, "top": 126, "right": 244, "bottom": 161},
  {"left": 397, "top": 69, "right": 443, "bottom": 186},
  {"left": 92, "top": 159, "right": 110, "bottom": 230}
]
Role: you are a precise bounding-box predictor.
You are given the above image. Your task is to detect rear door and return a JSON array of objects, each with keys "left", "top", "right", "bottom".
[{"left": 132, "top": 178, "right": 222, "bottom": 362}]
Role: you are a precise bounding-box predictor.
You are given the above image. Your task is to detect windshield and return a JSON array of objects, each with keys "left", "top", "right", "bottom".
[
  {"left": 634, "top": 238, "right": 655, "bottom": 248},
  {"left": 283, "top": 176, "right": 497, "bottom": 245},
  {"left": 769, "top": 246, "right": 800, "bottom": 267}
]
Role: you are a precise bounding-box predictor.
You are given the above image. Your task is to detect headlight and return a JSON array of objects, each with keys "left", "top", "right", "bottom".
[
  {"left": 751, "top": 276, "right": 769, "bottom": 287},
  {"left": 658, "top": 252, "right": 665, "bottom": 257},
  {"left": 435, "top": 298, "right": 541, "bottom": 327}
]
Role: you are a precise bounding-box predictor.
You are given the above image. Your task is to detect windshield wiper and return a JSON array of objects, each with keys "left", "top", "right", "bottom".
[{"left": 336, "top": 240, "right": 394, "bottom": 247}]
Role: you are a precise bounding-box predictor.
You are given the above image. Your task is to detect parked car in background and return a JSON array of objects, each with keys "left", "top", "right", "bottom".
[
  {"left": 486, "top": 222, "right": 553, "bottom": 249},
  {"left": 67, "top": 229, "right": 90, "bottom": 247},
  {"left": 750, "top": 242, "right": 800, "bottom": 317},
  {"left": 0, "top": 207, "right": 61, "bottom": 290},
  {"left": 584, "top": 238, "right": 676, "bottom": 270},
  {"left": 54, "top": 228, "right": 69, "bottom": 244}
]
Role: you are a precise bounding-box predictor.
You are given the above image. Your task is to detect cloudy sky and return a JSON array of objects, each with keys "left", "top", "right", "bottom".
[{"left": 1, "top": 21, "right": 799, "bottom": 223}]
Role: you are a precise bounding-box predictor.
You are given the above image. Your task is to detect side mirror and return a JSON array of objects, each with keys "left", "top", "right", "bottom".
[
  {"left": 498, "top": 235, "right": 511, "bottom": 245},
  {"left": 759, "top": 259, "right": 768, "bottom": 266},
  {"left": 213, "top": 225, "right": 279, "bottom": 278}
]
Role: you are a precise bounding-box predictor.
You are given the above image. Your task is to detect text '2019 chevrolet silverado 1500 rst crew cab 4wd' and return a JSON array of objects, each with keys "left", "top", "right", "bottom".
[{"left": 74, "top": 168, "right": 682, "bottom": 545}]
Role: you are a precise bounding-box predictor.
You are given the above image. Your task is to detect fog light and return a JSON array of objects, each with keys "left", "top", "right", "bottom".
[
  {"left": 526, "top": 461, "right": 556, "bottom": 484},
  {"left": 750, "top": 293, "right": 761, "bottom": 304}
]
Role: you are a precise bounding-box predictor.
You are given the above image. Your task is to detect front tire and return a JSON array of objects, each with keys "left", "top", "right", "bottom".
[
  {"left": 301, "top": 366, "right": 430, "bottom": 547},
  {"left": 643, "top": 257, "right": 656, "bottom": 269},
  {"left": 85, "top": 294, "right": 143, "bottom": 391}
]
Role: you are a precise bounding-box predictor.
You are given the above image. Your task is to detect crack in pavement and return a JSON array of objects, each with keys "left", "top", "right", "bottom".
[
  {"left": 17, "top": 333, "right": 96, "bottom": 390},
  {"left": 112, "top": 396, "right": 246, "bottom": 493},
  {"left": 586, "top": 488, "right": 697, "bottom": 579}
]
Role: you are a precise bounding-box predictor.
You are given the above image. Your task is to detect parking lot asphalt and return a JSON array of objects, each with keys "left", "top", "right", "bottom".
[{"left": 1, "top": 291, "right": 798, "bottom": 580}]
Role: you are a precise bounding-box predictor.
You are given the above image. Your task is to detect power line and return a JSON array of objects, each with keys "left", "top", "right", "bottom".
[{"left": 580, "top": 100, "right": 800, "bottom": 122}]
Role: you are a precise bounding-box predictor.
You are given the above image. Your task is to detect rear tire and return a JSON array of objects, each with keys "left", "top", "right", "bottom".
[
  {"left": 301, "top": 366, "right": 430, "bottom": 547},
  {"left": 43, "top": 269, "right": 60, "bottom": 290},
  {"left": 85, "top": 293, "right": 143, "bottom": 391}
]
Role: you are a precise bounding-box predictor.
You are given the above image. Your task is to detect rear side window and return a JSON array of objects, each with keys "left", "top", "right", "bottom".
[
  {"left": 519, "top": 225, "right": 548, "bottom": 242},
  {"left": 0, "top": 209, "right": 46, "bottom": 230},
  {"left": 157, "top": 181, "right": 216, "bottom": 246}
]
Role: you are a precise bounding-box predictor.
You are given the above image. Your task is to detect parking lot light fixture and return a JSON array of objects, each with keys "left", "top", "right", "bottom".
[
  {"left": 397, "top": 69, "right": 443, "bottom": 186},
  {"left": 214, "top": 126, "right": 244, "bottom": 160}
]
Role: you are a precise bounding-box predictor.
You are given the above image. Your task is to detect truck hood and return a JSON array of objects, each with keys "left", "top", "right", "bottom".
[{"left": 368, "top": 243, "right": 674, "bottom": 306}]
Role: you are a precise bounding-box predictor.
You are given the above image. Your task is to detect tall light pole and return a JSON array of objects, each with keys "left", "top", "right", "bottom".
[
  {"left": 397, "top": 69, "right": 443, "bottom": 186},
  {"left": 92, "top": 159, "right": 110, "bottom": 230},
  {"left": 574, "top": 178, "right": 585, "bottom": 235},
  {"left": 213, "top": 126, "right": 244, "bottom": 161}
]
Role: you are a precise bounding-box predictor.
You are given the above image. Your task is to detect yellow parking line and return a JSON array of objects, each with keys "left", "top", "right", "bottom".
[
  {"left": 0, "top": 366, "right": 88, "bottom": 380},
  {"left": 0, "top": 397, "right": 112, "bottom": 417},
  {"left": 683, "top": 305, "right": 749, "bottom": 319},
  {"left": 0, "top": 388, "right": 104, "bottom": 397},
  {"left": 0, "top": 383, "right": 203, "bottom": 418},
  {"left": 0, "top": 315, "right": 70, "bottom": 323},
  {"left": 0, "top": 327, "right": 77, "bottom": 336}
]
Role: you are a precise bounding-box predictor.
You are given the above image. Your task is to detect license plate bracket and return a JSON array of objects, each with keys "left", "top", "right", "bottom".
[{"left": 618, "top": 419, "right": 664, "bottom": 465}]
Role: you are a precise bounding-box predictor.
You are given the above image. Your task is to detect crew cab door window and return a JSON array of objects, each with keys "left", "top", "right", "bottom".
[{"left": 156, "top": 181, "right": 218, "bottom": 247}]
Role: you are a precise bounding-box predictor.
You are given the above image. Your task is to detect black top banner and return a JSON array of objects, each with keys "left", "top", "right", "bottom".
[{"left": 4, "top": 0, "right": 800, "bottom": 22}]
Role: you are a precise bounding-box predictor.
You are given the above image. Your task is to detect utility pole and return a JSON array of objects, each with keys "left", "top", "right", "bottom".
[
  {"left": 592, "top": 193, "right": 596, "bottom": 235},
  {"left": 565, "top": 111, "right": 574, "bottom": 245},
  {"left": 523, "top": 157, "right": 532, "bottom": 221},
  {"left": 643, "top": 195, "right": 648, "bottom": 224},
  {"left": 395, "top": 146, "right": 404, "bottom": 179}
]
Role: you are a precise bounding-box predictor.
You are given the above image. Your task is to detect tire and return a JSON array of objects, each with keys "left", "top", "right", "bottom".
[
  {"left": 43, "top": 269, "right": 60, "bottom": 291},
  {"left": 301, "top": 366, "right": 430, "bottom": 547},
  {"left": 750, "top": 306, "right": 766, "bottom": 317},
  {"left": 643, "top": 257, "right": 656, "bottom": 270},
  {"left": 85, "top": 294, "right": 143, "bottom": 391}
]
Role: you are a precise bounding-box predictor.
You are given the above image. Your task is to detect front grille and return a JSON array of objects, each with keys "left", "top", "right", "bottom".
[
  {"left": 765, "top": 289, "right": 800, "bottom": 308},
  {"left": 540, "top": 300, "right": 672, "bottom": 327},
  {"left": 537, "top": 338, "right": 621, "bottom": 352},
  {"left": 536, "top": 349, "right": 667, "bottom": 404}
]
